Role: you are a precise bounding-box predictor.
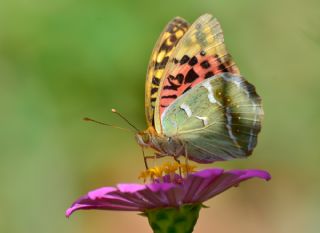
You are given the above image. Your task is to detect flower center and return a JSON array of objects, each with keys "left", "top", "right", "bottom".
[{"left": 138, "top": 162, "right": 197, "bottom": 183}]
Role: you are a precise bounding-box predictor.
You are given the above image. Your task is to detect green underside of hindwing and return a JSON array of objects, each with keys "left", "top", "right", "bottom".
[{"left": 161, "top": 73, "right": 263, "bottom": 163}]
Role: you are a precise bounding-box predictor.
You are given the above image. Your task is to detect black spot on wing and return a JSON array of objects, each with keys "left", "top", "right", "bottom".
[
  {"left": 175, "top": 73, "right": 184, "bottom": 84},
  {"left": 161, "top": 95, "right": 178, "bottom": 99},
  {"left": 169, "top": 35, "right": 176, "bottom": 42},
  {"left": 214, "top": 54, "right": 229, "bottom": 72},
  {"left": 188, "top": 56, "right": 198, "bottom": 66},
  {"left": 164, "top": 78, "right": 180, "bottom": 91},
  {"left": 180, "top": 55, "right": 190, "bottom": 65},
  {"left": 163, "top": 85, "right": 178, "bottom": 91},
  {"left": 168, "top": 74, "right": 175, "bottom": 79},
  {"left": 152, "top": 76, "right": 160, "bottom": 85},
  {"left": 155, "top": 56, "right": 169, "bottom": 70},
  {"left": 200, "top": 61, "right": 210, "bottom": 69},
  {"left": 218, "top": 64, "right": 228, "bottom": 72},
  {"left": 159, "top": 43, "right": 174, "bottom": 52},
  {"left": 205, "top": 71, "right": 214, "bottom": 79},
  {"left": 184, "top": 68, "right": 199, "bottom": 83},
  {"left": 151, "top": 87, "right": 158, "bottom": 94}
]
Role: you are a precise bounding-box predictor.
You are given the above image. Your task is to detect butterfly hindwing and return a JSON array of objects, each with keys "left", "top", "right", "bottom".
[
  {"left": 161, "top": 73, "right": 263, "bottom": 163},
  {"left": 154, "top": 14, "right": 240, "bottom": 132},
  {"left": 145, "top": 17, "right": 189, "bottom": 127}
]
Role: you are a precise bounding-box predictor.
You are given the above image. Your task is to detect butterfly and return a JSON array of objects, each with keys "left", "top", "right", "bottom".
[{"left": 136, "top": 14, "right": 263, "bottom": 164}]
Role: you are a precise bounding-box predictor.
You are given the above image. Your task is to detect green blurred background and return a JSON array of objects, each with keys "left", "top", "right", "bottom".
[{"left": 1, "top": 0, "right": 319, "bottom": 232}]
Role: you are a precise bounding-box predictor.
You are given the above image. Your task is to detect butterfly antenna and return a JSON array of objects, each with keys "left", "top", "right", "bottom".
[
  {"left": 83, "top": 117, "right": 133, "bottom": 132},
  {"left": 111, "top": 108, "right": 140, "bottom": 132}
]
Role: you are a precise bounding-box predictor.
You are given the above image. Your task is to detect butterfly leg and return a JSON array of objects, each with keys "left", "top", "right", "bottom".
[
  {"left": 141, "top": 148, "right": 149, "bottom": 170},
  {"left": 154, "top": 152, "right": 167, "bottom": 158},
  {"left": 143, "top": 153, "right": 167, "bottom": 168},
  {"left": 172, "top": 143, "right": 187, "bottom": 176},
  {"left": 173, "top": 156, "right": 182, "bottom": 176},
  {"left": 184, "top": 145, "right": 190, "bottom": 175}
]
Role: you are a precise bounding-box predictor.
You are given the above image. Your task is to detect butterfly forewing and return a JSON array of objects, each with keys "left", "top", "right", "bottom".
[
  {"left": 161, "top": 73, "right": 263, "bottom": 163},
  {"left": 154, "top": 14, "right": 240, "bottom": 132},
  {"left": 145, "top": 17, "right": 189, "bottom": 127}
]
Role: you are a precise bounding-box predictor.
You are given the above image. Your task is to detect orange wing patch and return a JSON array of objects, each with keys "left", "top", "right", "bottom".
[{"left": 159, "top": 53, "right": 239, "bottom": 116}]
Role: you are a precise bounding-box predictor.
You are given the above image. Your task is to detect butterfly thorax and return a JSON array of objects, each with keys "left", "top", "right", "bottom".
[{"left": 136, "top": 127, "right": 184, "bottom": 156}]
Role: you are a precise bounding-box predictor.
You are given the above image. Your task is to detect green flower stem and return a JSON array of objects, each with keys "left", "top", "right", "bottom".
[{"left": 144, "top": 204, "right": 202, "bottom": 233}]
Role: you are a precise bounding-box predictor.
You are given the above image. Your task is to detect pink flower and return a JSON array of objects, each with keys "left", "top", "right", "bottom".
[{"left": 66, "top": 168, "right": 270, "bottom": 216}]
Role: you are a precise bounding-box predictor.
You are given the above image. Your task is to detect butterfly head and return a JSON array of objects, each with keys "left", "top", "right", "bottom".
[
  {"left": 136, "top": 131, "right": 151, "bottom": 147},
  {"left": 135, "top": 127, "right": 158, "bottom": 147}
]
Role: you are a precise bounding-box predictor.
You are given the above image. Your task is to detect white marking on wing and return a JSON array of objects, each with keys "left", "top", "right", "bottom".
[
  {"left": 223, "top": 74, "right": 241, "bottom": 88},
  {"left": 202, "top": 81, "right": 216, "bottom": 104},
  {"left": 233, "top": 79, "right": 241, "bottom": 88},
  {"left": 196, "top": 116, "right": 209, "bottom": 126},
  {"left": 202, "top": 81, "right": 221, "bottom": 106},
  {"left": 180, "top": 103, "right": 192, "bottom": 117}
]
